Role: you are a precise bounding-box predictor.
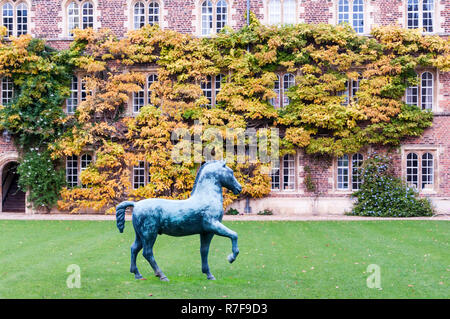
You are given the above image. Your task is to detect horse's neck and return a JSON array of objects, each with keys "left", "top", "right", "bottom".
[{"left": 191, "top": 178, "right": 223, "bottom": 205}]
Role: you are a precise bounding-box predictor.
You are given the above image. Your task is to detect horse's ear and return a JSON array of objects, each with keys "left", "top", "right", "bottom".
[{"left": 221, "top": 160, "right": 226, "bottom": 167}]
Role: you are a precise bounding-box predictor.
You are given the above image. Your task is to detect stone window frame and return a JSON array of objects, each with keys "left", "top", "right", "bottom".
[
  {"left": 130, "top": 0, "right": 162, "bottom": 30},
  {"left": 62, "top": 0, "right": 99, "bottom": 38},
  {"left": 405, "top": 0, "right": 436, "bottom": 34},
  {"left": 402, "top": 146, "right": 438, "bottom": 193},
  {"left": 337, "top": 76, "right": 361, "bottom": 106},
  {"left": 0, "top": 0, "right": 29, "bottom": 37},
  {"left": 404, "top": 69, "right": 437, "bottom": 112},
  {"left": 264, "top": 0, "right": 298, "bottom": 26},
  {"left": 197, "top": 0, "right": 230, "bottom": 37},
  {"left": 334, "top": 153, "right": 364, "bottom": 192},
  {"left": 270, "top": 153, "right": 297, "bottom": 192},
  {"left": 335, "top": 0, "right": 367, "bottom": 35},
  {"left": 65, "top": 152, "right": 94, "bottom": 188}
]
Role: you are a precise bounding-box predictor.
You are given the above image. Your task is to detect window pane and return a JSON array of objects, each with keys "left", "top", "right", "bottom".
[
  {"left": 282, "top": 73, "right": 295, "bottom": 107},
  {"left": 406, "top": 152, "right": 419, "bottom": 188},
  {"left": 80, "top": 154, "right": 92, "bottom": 188},
  {"left": 421, "top": 72, "right": 433, "bottom": 110},
  {"left": 216, "top": 0, "right": 227, "bottom": 33},
  {"left": 201, "top": 1, "right": 213, "bottom": 36},
  {"left": 337, "top": 154, "right": 349, "bottom": 190},
  {"left": 201, "top": 75, "right": 212, "bottom": 108},
  {"left": 16, "top": 3, "right": 28, "bottom": 36},
  {"left": 351, "top": 153, "right": 363, "bottom": 190},
  {"left": 147, "top": 74, "right": 157, "bottom": 105},
  {"left": 134, "top": 2, "right": 145, "bottom": 29},
  {"left": 214, "top": 74, "right": 224, "bottom": 106},
  {"left": 149, "top": 1, "right": 159, "bottom": 26},
  {"left": 270, "top": 160, "right": 280, "bottom": 190},
  {"left": 133, "top": 83, "right": 145, "bottom": 113},
  {"left": 2, "top": 3, "right": 13, "bottom": 37},
  {"left": 352, "top": 0, "right": 364, "bottom": 34},
  {"left": 67, "top": 76, "right": 78, "bottom": 114},
  {"left": 68, "top": 1, "right": 80, "bottom": 35},
  {"left": 351, "top": 78, "right": 360, "bottom": 102},
  {"left": 421, "top": 152, "right": 433, "bottom": 189},
  {"left": 270, "top": 75, "right": 281, "bottom": 108},
  {"left": 82, "top": 2, "right": 94, "bottom": 29},
  {"left": 268, "top": 0, "right": 281, "bottom": 25},
  {"left": 407, "top": 0, "right": 419, "bottom": 29},
  {"left": 1, "top": 77, "right": 13, "bottom": 106},
  {"left": 338, "top": 0, "right": 349, "bottom": 25},
  {"left": 422, "top": 0, "right": 434, "bottom": 32},
  {"left": 66, "top": 155, "right": 79, "bottom": 187},
  {"left": 282, "top": 154, "right": 295, "bottom": 190},
  {"left": 283, "top": 0, "right": 296, "bottom": 25},
  {"left": 133, "top": 161, "right": 146, "bottom": 189},
  {"left": 337, "top": 80, "right": 349, "bottom": 105}
]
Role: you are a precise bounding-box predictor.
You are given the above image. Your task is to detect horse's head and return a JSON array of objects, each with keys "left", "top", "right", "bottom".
[{"left": 216, "top": 161, "right": 242, "bottom": 195}]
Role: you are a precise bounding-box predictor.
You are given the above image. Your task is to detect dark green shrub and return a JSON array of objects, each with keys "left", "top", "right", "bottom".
[
  {"left": 257, "top": 209, "right": 274, "bottom": 215},
  {"left": 349, "top": 153, "right": 433, "bottom": 217},
  {"left": 225, "top": 208, "right": 240, "bottom": 215}
]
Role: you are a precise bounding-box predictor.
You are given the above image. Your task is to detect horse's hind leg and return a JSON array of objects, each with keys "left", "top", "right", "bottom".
[
  {"left": 200, "top": 233, "right": 215, "bottom": 280},
  {"left": 130, "top": 234, "right": 144, "bottom": 279},
  {"left": 142, "top": 233, "right": 169, "bottom": 282}
]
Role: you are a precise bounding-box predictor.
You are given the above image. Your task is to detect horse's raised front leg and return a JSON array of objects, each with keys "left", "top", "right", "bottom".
[
  {"left": 142, "top": 233, "right": 169, "bottom": 282},
  {"left": 206, "top": 221, "right": 239, "bottom": 263},
  {"left": 200, "top": 232, "right": 215, "bottom": 280}
]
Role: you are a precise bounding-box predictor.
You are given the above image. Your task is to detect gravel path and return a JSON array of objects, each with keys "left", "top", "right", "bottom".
[{"left": 0, "top": 212, "right": 448, "bottom": 221}]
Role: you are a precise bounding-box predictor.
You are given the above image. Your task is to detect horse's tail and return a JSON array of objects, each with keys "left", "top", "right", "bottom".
[{"left": 115, "top": 201, "right": 134, "bottom": 233}]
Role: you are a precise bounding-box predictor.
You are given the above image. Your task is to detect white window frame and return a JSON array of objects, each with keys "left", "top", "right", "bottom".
[
  {"left": 199, "top": 0, "right": 228, "bottom": 36},
  {"left": 132, "top": 0, "right": 160, "bottom": 30},
  {"left": 337, "top": 76, "right": 361, "bottom": 106},
  {"left": 132, "top": 160, "right": 152, "bottom": 189},
  {"left": 132, "top": 73, "right": 158, "bottom": 114},
  {"left": 336, "top": 153, "right": 364, "bottom": 191},
  {"left": 64, "top": 0, "right": 97, "bottom": 37},
  {"left": 66, "top": 75, "right": 89, "bottom": 114},
  {"left": 336, "top": 0, "right": 366, "bottom": 34},
  {"left": 270, "top": 154, "right": 296, "bottom": 191},
  {"left": 405, "top": 71, "right": 434, "bottom": 111},
  {"left": 1, "top": 76, "right": 14, "bottom": 106},
  {"left": 406, "top": 0, "right": 435, "bottom": 33},
  {"left": 201, "top": 74, "right": 224, "bottom": 108},
  {"left": 270, "top": 73, "right": 295, "bottom": 108},
  {"left": 66, "top": 153, "right": 93, "bottom": 188},
  {"left": 405, "top": 150, "right": 436, "bottom": 191},
  {"left": 266, "top": 0, "right": 298, "bottom": 26},
  {"left": 1, "top": 1, "right": 29, "bottom": 37}
]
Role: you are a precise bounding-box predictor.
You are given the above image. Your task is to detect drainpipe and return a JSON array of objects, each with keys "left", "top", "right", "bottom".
[
  {"left": 244, "top": 197, "right": 252, "bottom": 214},
  {"left": 247, "top": 0, "right": 250, "bottom": 26}
]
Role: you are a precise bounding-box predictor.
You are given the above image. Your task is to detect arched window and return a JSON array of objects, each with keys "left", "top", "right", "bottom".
[
  {"left": 134, "top": 2, "right": 145, "bottom": 29},
  {"left": 66, "top": 1, "right": 95, "bottom": 36},
  {"left": 337, "top": 0, "right": 365, "bottom": 34},
  {"left": 421, "top": 152, "right": 433, "bottom": 189},
  {"left": 80, "top": 153, "right": 92, "bottom": 188},
  {"left": 270, "top": 75, "right": 281, "bottom": 108},
  {"left": 406, "top": 152, "right": 419, "bottom": 188},
  {"left": 66, "top": 155, "right": 79, "bottom": 188},
  {"left": 268, "top": 0, "right": 281, "bottom": 25},
  {"left": 147, "top": 74, "right": 157, "bottom": 105},
  {"left": 201, "top": 74, "right": 223, "bottom": 108},
  {"left": 407, "top": 0, "right": 434, "bottom": 33},
  {"left": 201, "top": 0, "right": 227, "bottom": 36},
  {"left": 148, "top": 1, "right": 159, "bottom": 25},
  {"left": 270, "top": 73, "right": 294, "bottom": 108},
  {"left": 133, "top": 1, "right": 160, "bottom": 29},
  {"left": 133, "top": 73, "right": 158, "bottom": 113},
  {"left": 337, "top": 154, "right": 349, "bottom": 190},
  {"left": 2, "top": 2, "right": 13, "bottom": 37}
]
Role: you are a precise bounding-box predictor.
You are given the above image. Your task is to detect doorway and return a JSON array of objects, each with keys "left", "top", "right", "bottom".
[{"left": 2, "top": 162, "right": 25, "bottom": 212}]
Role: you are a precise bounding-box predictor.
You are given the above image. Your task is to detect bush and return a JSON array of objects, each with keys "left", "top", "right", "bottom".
[
  {"left": 225, "top": 208, "right": 240, "bottom": 215},
  {"left": 349, "top": 153, "right": 433, "bottom": 217},
  {"left": 257, "top": 209, "right": 274, "bottom": 216}
]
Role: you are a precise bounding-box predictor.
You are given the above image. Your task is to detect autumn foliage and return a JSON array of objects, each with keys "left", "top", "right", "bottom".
[{"left": 0, "top": 16, "right": 448, "bottom": 213}]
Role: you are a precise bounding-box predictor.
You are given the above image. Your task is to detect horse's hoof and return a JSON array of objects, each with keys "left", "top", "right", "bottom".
[
  {"left": 207, "top": 275, "right": 216, "bottom": 280},
  {"left": 227, "top": 254, "right": 235, "bottom": 263},
  {"left": 135, "top": 274, "right": 146, "bottom": 280},
  {"left": 160, "top": 276, "right": 169, "bottom": 282}
]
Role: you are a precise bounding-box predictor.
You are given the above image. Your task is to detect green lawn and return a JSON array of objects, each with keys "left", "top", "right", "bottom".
[{"left": 0, "top": 220, "right": 448, "bottom": 298}]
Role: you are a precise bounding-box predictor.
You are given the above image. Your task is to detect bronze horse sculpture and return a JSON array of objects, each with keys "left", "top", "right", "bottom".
[{"left": 115, "top": 161, "right": 242, "bottom": 281}]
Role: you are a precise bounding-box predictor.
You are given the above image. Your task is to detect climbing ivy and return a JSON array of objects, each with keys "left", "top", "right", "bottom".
[{"left": 0, "top": 15, "right": 448, "bottom": 213}]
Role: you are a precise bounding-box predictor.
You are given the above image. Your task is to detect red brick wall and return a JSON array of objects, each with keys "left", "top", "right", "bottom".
[
  {"left": 300, "top": 0, "right": 333, "bottom": 24},
  {"left": 372, "top": 0, "right": 403, "bottom": 27},
  {"left": 0, "top": 135, "right": 16, "bottom": 153}
]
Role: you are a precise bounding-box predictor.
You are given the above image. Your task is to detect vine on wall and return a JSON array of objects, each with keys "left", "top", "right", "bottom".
[{"left": 0, "top": 15, "right": 448, "bottom": 213}]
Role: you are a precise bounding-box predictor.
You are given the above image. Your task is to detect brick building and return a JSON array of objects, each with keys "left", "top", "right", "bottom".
[{"left": 0, "top": 0, "right": 448, "bottom": 214}]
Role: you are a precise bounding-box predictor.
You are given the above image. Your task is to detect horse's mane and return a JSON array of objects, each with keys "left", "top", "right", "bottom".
[{"left": 190, "top": 161, "right": 215, "bottom": 196}]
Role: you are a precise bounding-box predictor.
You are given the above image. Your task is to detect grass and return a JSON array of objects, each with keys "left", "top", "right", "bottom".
[{"left": 0, "top": 220, "right": 448, "bottom": 299}]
